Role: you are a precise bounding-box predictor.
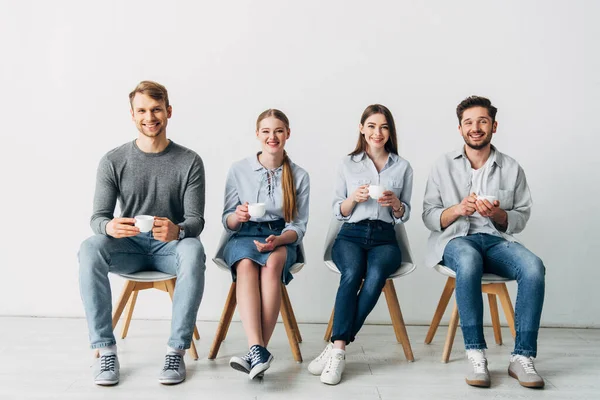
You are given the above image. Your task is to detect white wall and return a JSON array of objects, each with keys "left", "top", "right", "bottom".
[{"left": 1, "top": 0, "right": 598, "bottom": 328}]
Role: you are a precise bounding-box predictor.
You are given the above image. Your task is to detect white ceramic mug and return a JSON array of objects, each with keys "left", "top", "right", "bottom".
[
  {"left": 248, "top": 203, "right": 266, "bottom": 218},
  {"left": 368, "top": 185, "right": 386, "bottom": 200},
  {"left": 134, "top": 215, "right": 154, "bottom": 232},
  {"left": 477, "top": 195, "right": 497, "bottom": 204}
]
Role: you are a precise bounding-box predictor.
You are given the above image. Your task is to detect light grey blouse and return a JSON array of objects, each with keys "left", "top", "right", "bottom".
[
  {"left": 222, "top": 153, "right": 310, "bottom": 244},
  {"left": 333, "top": 152, "right": 413, "bottom": 224}
]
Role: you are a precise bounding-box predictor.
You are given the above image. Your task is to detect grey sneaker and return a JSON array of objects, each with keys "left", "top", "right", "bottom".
[
  {"left": 509, "top": 355, "right": 545, "bottom": 388},
  {"left": 93, "top": 352, "right": 120, "bottom": 386},
  {"left": 465, "top": 349, "right": 490, "bottom": 388},
  {"left": 308, "top": 343, "right": 333, "bottom": 375},
  {"left": 158, "top": 352, "right": 186, "bottom": 385}
]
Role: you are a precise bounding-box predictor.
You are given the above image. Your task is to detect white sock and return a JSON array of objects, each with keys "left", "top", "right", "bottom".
[
  {"left": 466, "top": 349, "right": 486, "bottom": 360},
  {"left": 331, "top": 348, "right": 346, "bottom": 357},
  {"left": 167, "top": 346, "right": 185, "bottom": 356},
  {"left": 99, "top": 345, "right": 117, "bottom": 356}
]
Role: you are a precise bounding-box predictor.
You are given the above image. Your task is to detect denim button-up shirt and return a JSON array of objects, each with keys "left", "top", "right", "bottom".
[
  {"left": 422, "top": 145, "right": 533, "bottom": 267},
  {"left": 333, "top": 152, "right": 413, "bottom": 224},
  {"left": 222, "top": 153, "right": 310, "bottom": 245}
]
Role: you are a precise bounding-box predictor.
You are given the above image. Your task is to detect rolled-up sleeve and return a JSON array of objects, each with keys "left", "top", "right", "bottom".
[
  {"left": 222, "top": 167, "right": 242, "bottom": 234},
  {"left": 332, "top": 164, "right": 352, "bottom": 221},
  {"left": 504, "top": 166, "right": 532, "bottom": 235},
  {"left": 282, "top": 171, "right": 310, "bottom": 244},
  {"left": 422, "top": 163, "right": 445, "bottom": 232},
  {"left": 392, "top": 166, "right": 413, "bottom": 224}
]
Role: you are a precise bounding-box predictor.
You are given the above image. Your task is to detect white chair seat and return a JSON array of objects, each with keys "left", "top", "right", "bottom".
[
  {"left": 116, "top": 271, "right": 175, "bottom": 282},
  {"left": 433, "top": 264, "right": 512, "bottom": 283},
  {"left": 323, "top": 219, "right": 417, "bottom": 280}
]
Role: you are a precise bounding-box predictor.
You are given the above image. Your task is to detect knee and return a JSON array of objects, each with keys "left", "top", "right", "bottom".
[
  {"left": 520, "top": 256, "right": 545, "bottom": 285},
  {"left": 339, "top": 265, "right": 364, "bottom": 287},
  {"left": 177, "top": 238, "right": 206, "bottom": 274},
  {"left": 78, "top": 235, "right": 110, "bottom": 272}
]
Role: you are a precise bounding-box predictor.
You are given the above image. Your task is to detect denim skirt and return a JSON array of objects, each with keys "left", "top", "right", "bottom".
[{"left": 223, "top": 219, "right": 298, "bottom": 285}]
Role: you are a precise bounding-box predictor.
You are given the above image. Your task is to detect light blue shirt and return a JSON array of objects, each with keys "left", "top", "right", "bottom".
[
  {"left": 333, "top": 152, "right": 413, "bottom": 224},
  {"left": 222, "top": 153, "right": 310, "bottom": 245},
  {"left": 422, "top": 145, "right": 533, "bottom": 268}
]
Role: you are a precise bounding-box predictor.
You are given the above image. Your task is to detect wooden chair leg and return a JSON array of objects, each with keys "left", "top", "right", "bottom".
[
  {"left": 324, "top": 308, "right": 334, "bottom": 341},
  {"left": 488, "top": 294, "right": 503, "bottom": 345},
  {"left": 112, "top": 280, "right": 136, "bottom": 329},
  {"left": 442, "top": 301, "right": 460, "bottom": 363},
  {"left": 383, "top": 280, "right": 414, "bottom": 362},
  {"left": 281, "top": 285, "right": 302, "bottom": 343},
  {"left": 163, "top": 278, "right": 198, "bottom": 360},
  {"left": 193, "top": 325, "right": 200, "bottom": 341},
  {"left": 280, "top": 284, "right": 302, "bottom": 362},
  {"left": 425, "top": 277, "right": 455, "bottom": 344},
  {"left": 121, "top": 289, "right": 139, "bottom": 339},
  {"left": 208, "top": 283, "right": 237, "bottom": 359},
  {"left": 497, "top": 283, "right": 516, "bottom": 338}
]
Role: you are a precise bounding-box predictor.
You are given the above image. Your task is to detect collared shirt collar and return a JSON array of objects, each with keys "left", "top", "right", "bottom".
[
  {"left": 452, "top": 145, "right": 503, "bottom": 168},
  {"left": 350, "top": 151, "right": 399, "bottom": 166},
  {"left": 248, "top": 152, "right": 285, "bottom": 172}
]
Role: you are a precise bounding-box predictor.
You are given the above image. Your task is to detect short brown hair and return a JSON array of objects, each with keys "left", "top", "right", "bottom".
[
  {"left": 456, "top": 96, "right": 497, "bottom": 124},
  {"left": 129, "top": 81, "right": 170, "bottom": 108}
]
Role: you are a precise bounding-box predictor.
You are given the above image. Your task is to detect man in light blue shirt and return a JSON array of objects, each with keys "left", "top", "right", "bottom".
[{"left": 423, "top": 96, "right": 545, "bottom": 389}]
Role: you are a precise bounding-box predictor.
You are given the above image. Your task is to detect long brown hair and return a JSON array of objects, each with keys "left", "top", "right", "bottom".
[
  {"left": 349, "top": 104, "right": 399, "bottom": 156},
  {"left": 256, "top": 109, "right": 297, "bottom": 222}
]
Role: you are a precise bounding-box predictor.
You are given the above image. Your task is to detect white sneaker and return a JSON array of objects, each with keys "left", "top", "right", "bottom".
[
  {"left": 320, "top": 349, "right": 346, "bottom": 385},
  {"left": 308, "top": 343, "right": 333, "bottom": 375}
]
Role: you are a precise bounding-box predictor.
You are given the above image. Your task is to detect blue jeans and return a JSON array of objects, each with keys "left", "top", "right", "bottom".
[
  {"left": 78, "top": 232, "right": 206, "bottom": 350},
  {"left": 442, "top": 233, "right": 545, "bottom": 357},
  {"left": 331, "top": 220, "right": 402, "bottom": 344}
]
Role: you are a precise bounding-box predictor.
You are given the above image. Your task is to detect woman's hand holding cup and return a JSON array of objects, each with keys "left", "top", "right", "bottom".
[
  {"left": 235, "top": 202, "right": 251, "bottom": 223},
  {"left": 352, "top": 184, "right": 370, "bottom": 204}
]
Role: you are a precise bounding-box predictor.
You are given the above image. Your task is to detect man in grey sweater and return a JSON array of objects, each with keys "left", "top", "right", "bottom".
[{"left": 78, "top": 81, "right": 206, "bottom": 386}]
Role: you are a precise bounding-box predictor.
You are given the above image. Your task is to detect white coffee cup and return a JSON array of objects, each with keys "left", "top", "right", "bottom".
[
  {"left": 368, "top": 185, "right": 386, "bottom": 200},
  {"left": 477, "top": 195, "right": 497, "bottom": 204},
  {"left": 248, "top": 203, "right": 266, "bottom": 218},
  {"left": 134, "top": 215, "right": 154, "bottom": 232}
]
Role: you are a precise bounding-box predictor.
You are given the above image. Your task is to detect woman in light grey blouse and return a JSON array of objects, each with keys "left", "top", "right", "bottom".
[
  {"left": 308, "top": 104, "right": 413, "bottom": 385},
  {"left": 222, "top": 109, "right": 310, "bottom": 379}
]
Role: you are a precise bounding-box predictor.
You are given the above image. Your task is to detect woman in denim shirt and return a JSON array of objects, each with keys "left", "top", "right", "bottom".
[
  {"left": 308, "top": 104, "right": 413, "bottom": 385},
  {"left": 222, "top": 109, "right": 310, "bottom": 379}
]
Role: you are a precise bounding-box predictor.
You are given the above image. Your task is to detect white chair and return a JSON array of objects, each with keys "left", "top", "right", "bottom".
[
  {"left": 208, "top": 230, "right": 305, "bottom": 362},
  {"left": 424, "top": 264, "right": 516, "bottom": 363},
  {"left": 96, "top": 271, "right": 200, "bottom": 360},
  {"left": 322, "top": 219, "right": 415, "bottom": 362}
]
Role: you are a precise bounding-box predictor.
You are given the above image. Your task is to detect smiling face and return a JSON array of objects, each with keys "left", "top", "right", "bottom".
[
  {"left": 130, "top": 93, "right": 172, "bottom": 139},
  {"left": 459, "top": 106, "right": 497, "bottom": 150},
  {"left": 256, "top": 116, "right": 290, "bottom": 156},
  {"left": 360, "top": 113, "right": 390, "bottom": 152}
]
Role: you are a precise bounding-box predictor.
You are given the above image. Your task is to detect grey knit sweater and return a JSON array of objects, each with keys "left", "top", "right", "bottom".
[{"left": 90, "top": 140, "right": 205, "bottom": 238}]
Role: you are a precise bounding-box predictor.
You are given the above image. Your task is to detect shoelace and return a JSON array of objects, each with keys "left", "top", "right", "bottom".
[
  {"left": 242, "top": 351, "right": 252, "bottom": 363},
  {"left": 163, "top": 354, "right": 182, "bottom": 371},
  {"left": 100, "top": 354, "right": 117, "bottom": 372},
  {"left": 324, "top": 353, "right": 344, "bottom": 374},
  {"left": 249, "top": 345, "right": 264, "bottom": 366},
  {"left": 468, "top": 354, "right": 488, "bottom": 374},
  {"left": 315, "top": 345, "right": 332, "bottom": 363},
  {"left": 516, "top": 356, "right": 537, "bottom": 374}
]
